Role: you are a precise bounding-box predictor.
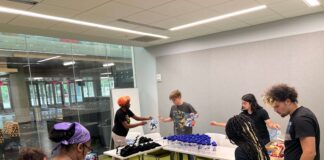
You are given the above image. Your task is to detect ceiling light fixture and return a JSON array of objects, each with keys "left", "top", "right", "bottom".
[
  {"left": 32, "top": 77, "right": 43, "bottom": 80},
  {"left": 0, "top": 6, "right": 169, "bottom": 39},
  {"left": 37, "top": 56, "right": 61, "bottom": 62},
  {"left": 63, "top": 61, "right": 76, "bottom": 66},
  {"left": 169, "top": 5, "right": 267, "bottom": 31},
  {"left": 103, "top": 63, "right": 115, "bottom": 67},
  {"left": 303, "top": 0, "right": 321, "bottom": 7},
  {"left": 101, "top": 72, "right": 112, "bottom": 75}
]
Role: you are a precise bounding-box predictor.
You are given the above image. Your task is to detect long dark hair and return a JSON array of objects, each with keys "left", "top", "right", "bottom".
[
  {"left": 242, "top": 93, "right": 262, "bottom": 113},
  {"left": 226, "top": 115, "right": 269, "bottom": 160}
]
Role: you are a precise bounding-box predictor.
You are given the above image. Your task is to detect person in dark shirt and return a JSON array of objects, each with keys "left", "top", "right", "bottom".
[
  {"left": 210, "top": 93, "right": 280, "bottom": 146},
  {"left": 264, "top": 84, "right": 320, "bottom": 160},
  {"left": 226, "top": 114, "right": 269, "bottom": 160},
  {"left": 159, "top": 90, "right": 198, "bottom": 160},
  {"left": 112, "top": 96, "right": 151, "bottom": 148}
]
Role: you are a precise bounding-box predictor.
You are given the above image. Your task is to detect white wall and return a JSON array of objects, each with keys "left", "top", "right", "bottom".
[
  {"left": 133, "top": 47, "right": 159, "bottom": 134},
  {"left": 147, "top": 11, "right": 324, "bottom": 57},
  {"left": 140, "top": 12, "right": 324, "bottom": 156},
  {"left": 154, "top": 30, "right": 324, "bottom": 156}
]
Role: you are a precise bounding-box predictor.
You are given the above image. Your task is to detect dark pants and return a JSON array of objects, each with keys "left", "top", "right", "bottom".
[
  {"left": 171, "top": 152, "right": 194, "bottom": 160},
  {"left": 179, "top": 153, "right": 194, "bottom": 160}
]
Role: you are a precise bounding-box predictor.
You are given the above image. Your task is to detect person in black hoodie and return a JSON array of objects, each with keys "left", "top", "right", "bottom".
[{"left": 210, "top": 93, "right": 280, "bottom": 146}]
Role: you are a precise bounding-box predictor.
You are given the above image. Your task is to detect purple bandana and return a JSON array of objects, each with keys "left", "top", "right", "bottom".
[{"left": 54, "top": 122, "right": 90, "bottom": 145}]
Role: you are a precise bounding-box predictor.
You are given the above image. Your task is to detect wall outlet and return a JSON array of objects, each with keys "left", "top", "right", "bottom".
[{"left": 156, "top": 74, "right": 162, "bottom": 82}]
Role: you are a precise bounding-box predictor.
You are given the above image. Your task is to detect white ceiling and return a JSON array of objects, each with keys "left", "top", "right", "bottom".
[{"left": 0, "top": 0, "right": 324, "bottom": 47}]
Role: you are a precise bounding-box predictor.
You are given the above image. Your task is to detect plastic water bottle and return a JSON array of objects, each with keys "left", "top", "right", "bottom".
[
  {"left": 212, "top": 141, "right": 217, "bottom": 152},
  {"left": 163, "top": 137, "right": 167, "bottom": 145},
  {"left": 179, "top": 140, "right": 184, "bottom": 149},
  {"left": 189, "top": 141, "right": 194, "bottom": 151},
  {"left": 206, "top": 142, "right": 211, "bottom": 153},
  {"left": 198, "top": 142, "right": 202, "bottom": 151},
  {"left": 201, "top": 143, "right": 206, "bottom": 153},
  {"left": 184, "top": 140, "right": 189, "bottom": 149}
]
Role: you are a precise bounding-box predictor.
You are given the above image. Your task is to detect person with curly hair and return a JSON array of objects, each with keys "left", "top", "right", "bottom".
[{"left": 263, "top": 84, "right": 320, "bottom": 160}]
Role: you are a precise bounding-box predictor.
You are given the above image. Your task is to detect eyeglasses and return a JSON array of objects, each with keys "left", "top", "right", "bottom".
[{"left": 83, "top": 143, "right": 93, "bottom": 153}]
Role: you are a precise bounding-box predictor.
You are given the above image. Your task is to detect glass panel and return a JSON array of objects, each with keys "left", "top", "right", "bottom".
[
  {"left": 29, "top": 84, "right": 39, "bottom": 107},
  {"left": 39, "top": 82, "right": 47, "bottom": 107},
  {"left": 101, "top": 77, "right": 114, "bottom": 97},
  {"left": 63, "top": 83, "right": 70, "bottom": 105},
  {"left": 0, "top": 32, "right": 135, "bottom": 159},
  {"left": 46, "top": 84, "right": 54, "bottom": 105},
  {"left": 1, "top": 85, "right": 11, "bottom": 109},
  {"left": 55, "top": 84, "right": 62, "bottom": 104},
  {"left": 70, "top": 83, "right": 76, "bottom": 103},
  {"left": 76, "top": 84, "right": 83, "bottom": 102}
]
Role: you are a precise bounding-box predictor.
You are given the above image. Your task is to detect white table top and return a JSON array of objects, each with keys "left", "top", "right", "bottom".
[
  {"left": 103, "top": 146, "right": 164, "bottom": 160},
  {"left": 104, "top": 139, "right": 235, "bottom": 160},
  {"left": 162, "top": 145, "right": 236, "bottom": 160}
]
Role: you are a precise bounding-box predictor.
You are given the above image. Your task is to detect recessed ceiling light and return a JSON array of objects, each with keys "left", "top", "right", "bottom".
[
  {"left": 103, "top": 63, "right": 115, "bottom": 67},
  {"left": 169, "top": 5, "right": 267, "bottom": 31},
  {"left": 63, "top": 61, "right": 76, "bottom": 66},
  {"left": 101, "top": 72, "right": 112, "bottom": 75},
  {"left": 0, "top": 6, "right": 169, "bottom": 39},
  {"left": 32, "top": 77, "right": 43, "bottom": 80},
  {"left": 37, "top": 56, "right": 61, "bottom": 62},
  {"left": 303, "top": 0, "right": 321, "bottom": 7}
]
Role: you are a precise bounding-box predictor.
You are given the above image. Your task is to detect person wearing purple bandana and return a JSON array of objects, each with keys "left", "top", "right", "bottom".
[{"left": 49, "top": 122, "right": 92, "bottom": 160}]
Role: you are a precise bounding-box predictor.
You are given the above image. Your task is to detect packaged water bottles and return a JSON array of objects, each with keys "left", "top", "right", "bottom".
[{"left": 165, "top": 134, "right": 212, "bottom": 152}]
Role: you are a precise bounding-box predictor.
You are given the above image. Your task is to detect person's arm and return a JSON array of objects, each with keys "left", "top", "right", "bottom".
[
  {"left": 122, "top": 121, "right": 147, "bottom": 129},
  {"left": 261, "top": 109, "right": 281, "bottom": 129},
  {"left": 159, "top": 107, "right": 174, "bottom": 123},
  {"left": 265, "top": 119, "right": 281, "bottom": 129},
  {"left": 300, "top": 136, "right": 316, "bottom": 160},
  {"left": 294, "top": 116, "right": 317, "bottom": 160},
  {"left": 189, "top": 104, "right": 198, "bottom": 116},
  {"left": 210, "top": 121, "right": 226, "bottom": 127},
  {"left": 132, "top": 115, "right": 151, "bottom": 121},
  {"left": 159, "top": 116, "right": 173, "bottom": 122}
]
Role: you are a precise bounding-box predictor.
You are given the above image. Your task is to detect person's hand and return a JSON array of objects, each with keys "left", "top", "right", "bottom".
[
  {"left": 158, "top": 116, "right": 164, "bottom": 122},
  {"left": 272, "top": 123, "right": 281, "bottom": 129},
  {"left": 210, "top": 121, "right": 218, "bottom": 126},
  {"left": 140, "top": 121, "right": 147, "bottom": 126}
]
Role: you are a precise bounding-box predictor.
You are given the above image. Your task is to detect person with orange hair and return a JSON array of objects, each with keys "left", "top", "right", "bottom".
[{"left": 112, "top": 96, "right": 152, "bottom": 148}]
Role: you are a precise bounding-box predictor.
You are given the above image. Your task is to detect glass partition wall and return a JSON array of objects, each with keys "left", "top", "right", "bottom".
[{"left": 0, "top": 32, "right": 134, "bottom": 159}]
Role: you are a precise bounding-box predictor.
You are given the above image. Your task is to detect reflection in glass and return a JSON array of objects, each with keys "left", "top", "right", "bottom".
[
  {"left": 1, "top": 81, "right": 11, "bottom": 109},
  {"left": 0, "top": 33, "right": 135, "bottom": 159}
]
